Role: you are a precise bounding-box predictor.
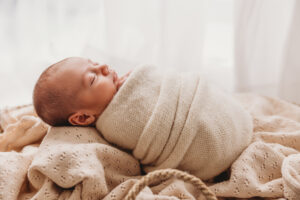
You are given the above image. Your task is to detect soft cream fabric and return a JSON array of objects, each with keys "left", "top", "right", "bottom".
[
  {"left": 0, "top": 105, "right": 48, "bottom": 152},
  {"left": 1, "top": 94, "right": 300, "bottom": 199},
  {"left": 96, "top": 65, "right": 253, "bottom": 180},
  {"left": 0, "top": 108, "right": 211, "bottom": 200},
  {"left": 209, "top": 94, "right": 300, "bottom": 199}
]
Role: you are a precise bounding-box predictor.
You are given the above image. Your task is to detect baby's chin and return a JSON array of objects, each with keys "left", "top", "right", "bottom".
[{"left": 116, "top": 79, "right": 125, "bottom": 91}]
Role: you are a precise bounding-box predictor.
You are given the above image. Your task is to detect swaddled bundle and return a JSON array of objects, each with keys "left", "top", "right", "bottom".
[{"left": 96, "top": 65, "right": 253, "bottom": 180}]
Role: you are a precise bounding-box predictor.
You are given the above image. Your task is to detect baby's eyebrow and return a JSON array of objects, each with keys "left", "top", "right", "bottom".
[{"left": 87, "top": 59, "right": 98, "bottom": 66}]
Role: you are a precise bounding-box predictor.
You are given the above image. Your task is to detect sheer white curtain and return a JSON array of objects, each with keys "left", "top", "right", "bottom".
[
  {"left": 2, "top": 0, "right": 299, "bottom": 107},
  {"left": 0, "top": 0, "right": 103, "bottom": 107},
  {"left": 1, "top": 0, "right": 232, "bottom": 107},
  {"left": 84, "top": 0, "right": 233, "bottom": 87},
  {"left": 279, "top": 0, "right": 300, "bottom": 104},
  {"left": 84, "top": 0, "right": 206, "bottom": 74},
  {"left": 234, "top": 0, "right": 300, "bottom": 103}
]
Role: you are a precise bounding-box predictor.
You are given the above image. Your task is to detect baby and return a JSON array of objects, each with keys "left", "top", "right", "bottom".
[
  {"left": 33, "top": 57, "right": 131, "bottom": 126},
  {"left": 33, "top": 57, "right": 253, "bottom": 180}
]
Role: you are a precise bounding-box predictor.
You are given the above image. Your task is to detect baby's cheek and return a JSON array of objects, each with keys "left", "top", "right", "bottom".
[{"left": 94, "top": 88, "right": 112, "bottom": 105}]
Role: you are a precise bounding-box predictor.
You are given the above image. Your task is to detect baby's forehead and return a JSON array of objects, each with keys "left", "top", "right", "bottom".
[
  {"left": 59, "top": 57, "right": 89, "bottom": 69},
  {"left": 47, "top": 60, "right": 86, "bottom": 88},
  {"left": 54, "top": 58, "right": 89, "bottom": 75}
]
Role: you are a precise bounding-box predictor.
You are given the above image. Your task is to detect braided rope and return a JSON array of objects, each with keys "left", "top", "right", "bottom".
[{"left": 124, "top": 168, "right": 217, "bottom": 200}]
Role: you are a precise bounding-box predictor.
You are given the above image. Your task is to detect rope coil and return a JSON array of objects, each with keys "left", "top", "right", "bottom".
[{"left": 124, "top": 168, "right": 217, "bottom": 200}]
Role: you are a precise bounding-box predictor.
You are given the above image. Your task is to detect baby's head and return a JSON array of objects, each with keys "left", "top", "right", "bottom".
[{"left": 33, "top": 57, "right": 119, "bottom": 126}]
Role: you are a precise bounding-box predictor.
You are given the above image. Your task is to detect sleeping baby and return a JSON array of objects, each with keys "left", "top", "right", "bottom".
[
  {"left": 33, "top": 57, "right": 253, "bottom": 180},
  {"left": 33, "top": 57, "right": 131, "bottom": 126}
]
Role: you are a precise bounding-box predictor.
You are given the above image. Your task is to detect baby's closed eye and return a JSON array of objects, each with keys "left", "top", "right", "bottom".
[{"left": 90, "top": 74, "right": 96, "bottom": 86}]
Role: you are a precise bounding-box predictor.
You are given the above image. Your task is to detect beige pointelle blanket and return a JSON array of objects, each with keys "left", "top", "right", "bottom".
[
  {"left": 96, "top": 65, "right": 253, "bottom": 180},
  {"left": 1, "top": 93, "right": 300, "bottom": 199}
]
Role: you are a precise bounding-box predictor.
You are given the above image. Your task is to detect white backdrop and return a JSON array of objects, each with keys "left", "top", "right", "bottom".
[
  {"left": 0, "top": 0, "right": 234, "bottom": 108},
  {"left": 0, "top": 0, "right": 299, "bottom": 108},
  {"left": 235, "top": 0, "right": 300, "bottom": 104}
]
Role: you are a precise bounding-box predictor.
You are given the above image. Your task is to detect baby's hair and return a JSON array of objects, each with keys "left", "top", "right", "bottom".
[{"left": 33, "top": 58, "right": 76, "bottom": 126}]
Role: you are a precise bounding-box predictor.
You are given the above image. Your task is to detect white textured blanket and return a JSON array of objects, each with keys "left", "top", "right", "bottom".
[
  {"left": 96, "top": 65, "right": 253, "bottom": 180},
  {"left": 209, "top": 94, "right": 300, "bottom": 199},
  {"left": 1, "top": 94, "right": 300, "bottom": 199}
]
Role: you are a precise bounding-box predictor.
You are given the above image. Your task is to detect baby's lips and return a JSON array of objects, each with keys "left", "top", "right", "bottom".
[{"left": 113, "top": 71, "right": 118, "bottom": 84}]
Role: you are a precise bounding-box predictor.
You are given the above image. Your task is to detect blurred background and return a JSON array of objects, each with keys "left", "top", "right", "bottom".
[{"left": 0, "top": 0, "right": 299, "bottom": 108}]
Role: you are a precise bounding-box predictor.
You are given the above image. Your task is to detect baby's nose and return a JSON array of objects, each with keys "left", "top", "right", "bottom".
[{"left": 98, "top": 64, "right": 109, "bottom": 76}]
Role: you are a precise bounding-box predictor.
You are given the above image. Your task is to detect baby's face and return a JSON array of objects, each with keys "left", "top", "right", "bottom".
[{"left": 51, "top": 57, "right": 119, "bottom": 117}]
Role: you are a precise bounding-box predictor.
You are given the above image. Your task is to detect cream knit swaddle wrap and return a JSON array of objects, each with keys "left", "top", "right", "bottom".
[{"left": 96, "top": 65, "right": 253, "bottom": 180}]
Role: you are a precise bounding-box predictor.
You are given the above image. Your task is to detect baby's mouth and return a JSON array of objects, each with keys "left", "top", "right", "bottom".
[{"left": 112, "top": 71, "right": 118, "bottom": 85}]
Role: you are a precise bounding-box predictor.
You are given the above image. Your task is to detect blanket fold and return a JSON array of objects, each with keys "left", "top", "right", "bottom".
[
  {"left": 1, "top": 93, "right": 300, "bottom": 199},
  {"left": 209, "top": 94, "right": 300, "bottom": 199},
  {"left": 26, "top": 126, "right": 141, "bottom": 199},
  {"left": 96, "top": 65, "right": 253, "bottom": 180}
]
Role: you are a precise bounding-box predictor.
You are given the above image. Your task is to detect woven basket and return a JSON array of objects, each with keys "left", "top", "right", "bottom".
[{"left": 124, "top": 168, "right": 217, "bottom": 200}]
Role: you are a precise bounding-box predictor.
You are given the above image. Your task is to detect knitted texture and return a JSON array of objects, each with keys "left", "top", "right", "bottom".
[
  {"left": 0, "top": 104, "right": 48, "bottom": 152},
  {"left": 209, "top": 94, "right": 300, "bottom": 199},
  {"left": 0, "top": 107, "right": 215, "bottom": 200},
  {"left": 1, "top": 94, "right": 300, "bottom": 199},
  {"left": 96, "top": 65, "right": 253, "bottom": 180}
]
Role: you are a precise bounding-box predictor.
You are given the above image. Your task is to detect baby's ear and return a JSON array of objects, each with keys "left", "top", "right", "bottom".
[{"left": 68, "top": 111, "right": 95, "bottom": 126}]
